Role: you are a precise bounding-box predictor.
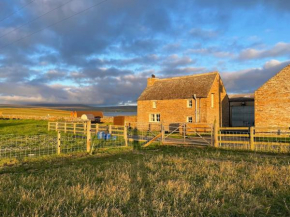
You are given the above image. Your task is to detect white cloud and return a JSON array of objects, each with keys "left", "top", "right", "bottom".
[{"left": 238, "top": 42, "right": 290, "bottom": 60}]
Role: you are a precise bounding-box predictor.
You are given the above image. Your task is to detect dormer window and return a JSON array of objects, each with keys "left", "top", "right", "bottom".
[{"left": 187, "top": 99, "right": 192, "bottom": 108}]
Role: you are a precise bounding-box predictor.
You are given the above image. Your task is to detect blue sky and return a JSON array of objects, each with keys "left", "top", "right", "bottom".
[{"left": 0, "top": 0, "right": 290, "bottom": 105}]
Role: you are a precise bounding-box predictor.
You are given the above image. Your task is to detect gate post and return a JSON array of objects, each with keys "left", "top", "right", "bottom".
[
  {"left": 86, "top": 121, "right": 92, "bottom": 153},
  {"left": 73, "top": 123, "right": 76, "bottom": 135},
  {"left": 250, "top": 127, "right": 255, "bottom": 151},
  {"left": 214, "top": 123, "right": 219, "bottom": 148},
  {"left": 57, "top": 131, "right": 61, "bottom": 155},
  {"left": 161, "top": 124, "right": 165, "bottom": 144}
]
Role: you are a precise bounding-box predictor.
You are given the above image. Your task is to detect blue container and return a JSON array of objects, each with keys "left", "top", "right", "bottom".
[
  {"left": 112, "top": 136, "right": 117, "bottom": 141},
  {"left": 97, "top": 132, "right": 104, "bottom": 139},
  {"left": 105, "top": 133, "right": 111, "bottom": 140}
]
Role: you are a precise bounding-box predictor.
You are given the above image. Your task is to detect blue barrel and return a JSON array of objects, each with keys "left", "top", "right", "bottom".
[
  {"left": 97, "top": 132, "right": 104, "bottom": 139},
  {"left": 105, "top": 133, "right": 111, "bottom": 140}
]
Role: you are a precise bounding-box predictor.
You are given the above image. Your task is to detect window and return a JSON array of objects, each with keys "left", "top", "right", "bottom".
[
  {"left": 150, "top": 114, "right": 160, "bottom": 122},
  {"left": 187, "top": 99, "right": 193, "bottom": 108},
  {"left": 187, "top": 116, "right": 193, "bottom": 123},
  {"left": 211, "top": 93, "right": 214, "bottom": 108},
  {"left": 153, "top": 101, "right": 157, "bottom": 108}
]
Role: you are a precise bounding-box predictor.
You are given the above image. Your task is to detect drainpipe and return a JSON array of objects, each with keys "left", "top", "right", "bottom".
[{"left": 193, "top": 94, "right": 198, "bottom": 123}]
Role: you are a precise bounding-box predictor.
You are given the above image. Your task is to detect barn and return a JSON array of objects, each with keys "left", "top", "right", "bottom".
[
  {"left": 255, "top": 65, "right": 290, "bottom": 128},
  {"left": 229, "top": 93, "right": 254, "bottom": 127},
  {"left": 137, "top": 72, "right": 229, "bottom": 127}
]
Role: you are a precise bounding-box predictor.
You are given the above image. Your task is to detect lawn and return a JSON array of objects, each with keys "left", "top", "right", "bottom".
[
  {"left": 0, "top": 119, "right": 49, "bottom": 135},
  {"left": 0, "top": 146, "right": 290, "bottom": 216}
]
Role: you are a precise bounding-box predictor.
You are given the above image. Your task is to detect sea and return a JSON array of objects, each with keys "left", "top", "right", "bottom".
[{"left": 103, "top": 112, "right": 137, "bottom": 117}]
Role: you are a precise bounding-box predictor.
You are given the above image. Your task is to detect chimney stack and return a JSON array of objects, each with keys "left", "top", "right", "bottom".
[{"left": 147, "top": 75, "right": 158, "bottom": 86}]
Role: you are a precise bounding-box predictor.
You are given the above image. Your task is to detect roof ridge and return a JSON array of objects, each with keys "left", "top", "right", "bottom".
[{"left": 157, "top": 71, "right": 218, "bottom": 81}]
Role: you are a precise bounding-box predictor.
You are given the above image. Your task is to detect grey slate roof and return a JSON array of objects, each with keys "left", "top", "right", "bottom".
[{"left": 138, "top": 72, "right": 218, "bottom": 101}]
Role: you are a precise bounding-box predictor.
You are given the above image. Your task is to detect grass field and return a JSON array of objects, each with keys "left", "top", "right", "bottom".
[
  {"left": 0, "top": 119, "right": 49, "bottom": 135},
  {"left": 0, "top": 146, "right": 290, "bottom": 216},
  {"left": 0, "top": 107, "right": 71, "bottom": 117},
  {"left": 1, "top": 120, "right": 290, "bottom": 216}
]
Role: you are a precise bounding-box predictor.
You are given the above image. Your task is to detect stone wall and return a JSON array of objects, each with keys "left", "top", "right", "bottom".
[{"left": 255, "top": 65, "right": 290, "bottom": 128}]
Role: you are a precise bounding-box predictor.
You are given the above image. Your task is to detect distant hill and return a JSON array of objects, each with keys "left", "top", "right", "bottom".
[{"left": 0, "top": 104, "right": 137, "bottom": 112}]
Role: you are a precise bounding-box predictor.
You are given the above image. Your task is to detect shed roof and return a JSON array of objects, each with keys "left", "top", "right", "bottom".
[
  {"left": 138, "top": 72, "right": 218, "bottom": 101},
  {"left": 75, "top": 111, "right": 104, "bottom": 118}
]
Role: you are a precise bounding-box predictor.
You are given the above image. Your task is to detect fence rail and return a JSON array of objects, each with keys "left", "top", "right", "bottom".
[
  {"left": 215, "top": 126, "right": 290, "bottom": 153},
  {"left": 1, "top": 121, "right": 290, "bottom": 161}
]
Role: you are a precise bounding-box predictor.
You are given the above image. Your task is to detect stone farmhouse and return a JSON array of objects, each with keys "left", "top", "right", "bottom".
[
  {"left": 137, "top": 72, "right": 229, "bottom": 127},
  {"left": 255, "top": 65, "right": 290, "bottom": 128}
]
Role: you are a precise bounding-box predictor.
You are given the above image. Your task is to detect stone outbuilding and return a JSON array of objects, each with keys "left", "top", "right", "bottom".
[
  {"left": 137, "top": 72, "right": 229, "bottom": 127},
  {"left": 255, "top": 65, "right": 290, "bottom": 128}
]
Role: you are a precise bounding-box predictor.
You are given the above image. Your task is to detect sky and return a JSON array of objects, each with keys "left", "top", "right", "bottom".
[{"left": 0, "top": 0, "right": 290, "bottom": 105}]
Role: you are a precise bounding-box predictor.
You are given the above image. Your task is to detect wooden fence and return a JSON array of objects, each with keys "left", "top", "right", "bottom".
[
  {"left": 48, "top": 121, "right": 128, "bottom": 151},
  {"left": 215, "top": 126, "right": 290, "bottom": 153}
]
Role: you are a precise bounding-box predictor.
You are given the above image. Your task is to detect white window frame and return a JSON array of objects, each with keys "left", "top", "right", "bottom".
[
  {"left": 149, "top": 113, "right": 160, "bottom": 122},
  {"left": 152, "top": 101, "right": 157, "bottom": 109},
  {"left": 187, "top": 99, "right": 193, "bottom": 108},
  {"left": 211, "top": 93, "right": 214, "bottom": 108},
  {"left": 187, "top": 116, "right": 193, "bottom": 123}
]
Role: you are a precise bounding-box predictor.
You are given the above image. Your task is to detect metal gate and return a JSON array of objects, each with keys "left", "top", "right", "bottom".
[{"left": 162, "top": 123, "right": 213, "bottom": 146}]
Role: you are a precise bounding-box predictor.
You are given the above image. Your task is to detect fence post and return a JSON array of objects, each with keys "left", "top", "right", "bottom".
[
  {"left": 214, "top": 123, "right": 219, "bottom": 148},
  {"left": 57, "top": 131, "right": 61, "bottom": 155},
  {"left": 161, "top": 124, "right": 165, "bottom": 144},
  {"left": 64, "top": 122, "right": 67, "bottom": 133},
  {"left": 124, "top": 125, "right": 128, "bottom": 146},
  {"left": 109, "top": 125, "right": 112, "bottom": 134},
  {"left": 56, "top": 122, "right": 58, "bottom": 132},
  {"left": 73, "top": 123, "right": 76, "bottom": 135},
  {"left": 84, "top": 122, "right": 86, "bottom": 135},
  {"left": 183, "top": 123, "right": 186, "bottom": 143},
  {"left": 250, "top": 127, "right": 255, "bottom": 151},
  {"left": 96, "top": 124, "right": 99, "bottom": 134},
  {"left": 86, "top": 121, "right": 91, "bottom": 153}
]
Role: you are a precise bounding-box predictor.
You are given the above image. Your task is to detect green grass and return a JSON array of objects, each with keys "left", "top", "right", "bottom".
[
  {"left": 0, "top": 119, "right": 49, "bottom": 135},
  {"left": 0, "top": 146, "right": 290, "bottom": 216}
]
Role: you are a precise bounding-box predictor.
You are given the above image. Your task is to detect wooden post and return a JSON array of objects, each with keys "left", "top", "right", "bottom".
[
  {"left": 214, "top": 122, "right": 219, "bottom": 148},
  {"left": 109, "top": 125, "right": 112, "bottom": 134},
  {"left": 56, "top": 122, "right": 58, "bottom": 132},
  {"left": 96, "top": 124, "right": 99, "bottom": 134},
  {"left": 84, "top": 122, "right": 86, "bottom": 135},
  {"left": 57, "top": 131, "right": 61, "bottom": 155},
  {"left": 161, "top": 124, "right": 165, "bottom": 144},
  {"left": 183, "top": 123, "right": 186, "bottom": 143},
  {"left": 250, "top": 127, "right": 255, "bottom": 151},
  {"left": 124, "top": 125, "right": 128, "bottom": 146},
  {"left": 73, "top": 123, "right": 76, "bottom": 135},
  {"left": 64, "top": 122, "right": 67, "bottom": 133},
  {"left": 86, "top": 121, "right": 91, "bottom": 153}
]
